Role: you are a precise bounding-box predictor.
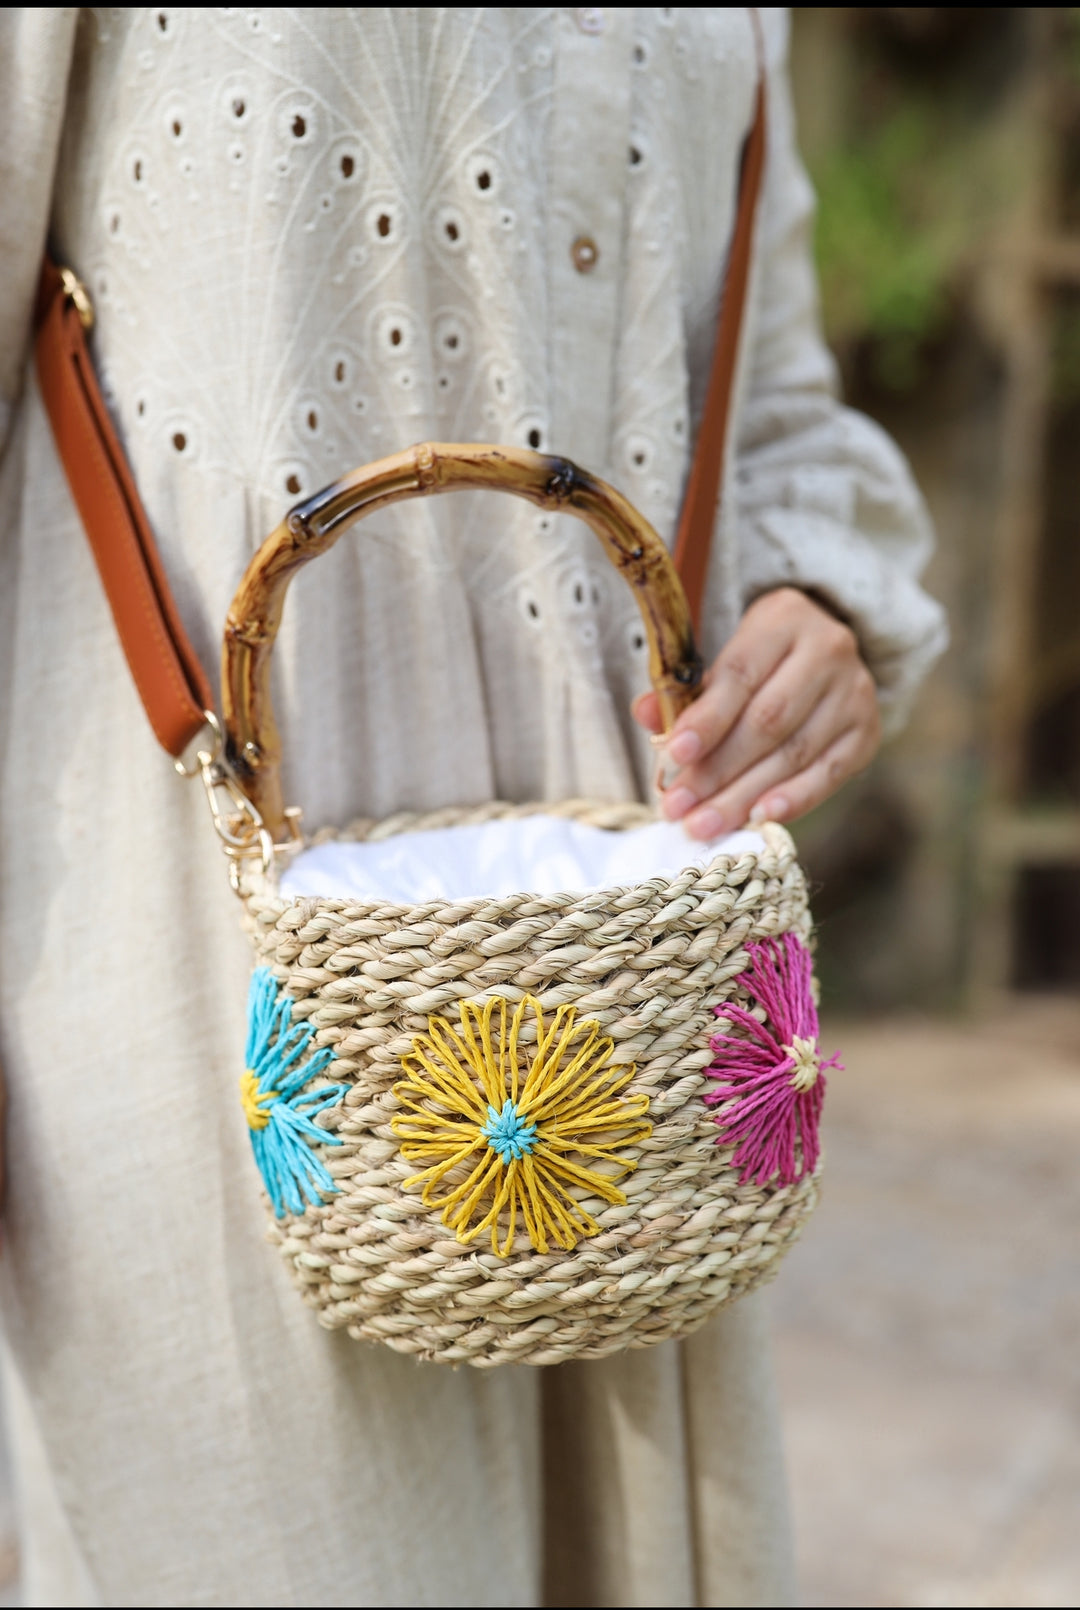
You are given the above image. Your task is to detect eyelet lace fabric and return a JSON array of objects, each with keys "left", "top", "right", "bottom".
[{"left": 5, "top": 7, "right": 944, "bottom": 828}]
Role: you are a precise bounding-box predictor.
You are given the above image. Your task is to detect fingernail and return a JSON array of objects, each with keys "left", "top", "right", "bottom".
[
  {"left": 666, "top": 729, "right": 703, "bottom": 767},
  {"left": 686, "top": 806, "right": 725, "bottom": 840},
  {"left": 661, "top": 785, "right": 697, "bottom": 821},
  {"left": 751, "top": 795, "right": 788, "bottom": 824}
]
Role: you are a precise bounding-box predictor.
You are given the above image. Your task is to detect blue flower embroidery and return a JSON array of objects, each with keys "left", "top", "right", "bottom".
[
  {"left": 242, "top": 968, "right": 348, "bottom": 1219},
  {"left": 481, "top": 1099, "right": 538, "bottom": 1164}
]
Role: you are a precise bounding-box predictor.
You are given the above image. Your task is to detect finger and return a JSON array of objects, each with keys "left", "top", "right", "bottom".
[
  {"left": 676, "top": 688, "right": 867, "bottom": 839},
  {"left": 681, "top": 737, "right": 830, "bottom": 840},
  {"left": 665, "top": 640, "right": 838, "bottom": 803},
  {"left": 661, "top": 609, "right": 797, "bottom": 769},
  {"left": 750, "top": 726, "right": 875, "bottom": 825},
  {"left": 631, "top": 690, "right": 662, "bottom": 734},
  {"left": 665, "top": 680, "right": 849, "bottom": 829},
  {"left": 663, "top": 659, "right": 878, "bottom": 825}
]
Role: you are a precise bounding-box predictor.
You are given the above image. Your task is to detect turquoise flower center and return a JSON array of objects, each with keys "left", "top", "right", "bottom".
[{"left": 482, "top": 1099, "right": 538, "bottom": 1165}]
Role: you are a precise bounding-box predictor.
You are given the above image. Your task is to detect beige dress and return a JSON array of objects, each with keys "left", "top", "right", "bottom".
[{"left": 0, "top": 8, "right": 945, "bottom": 1606}]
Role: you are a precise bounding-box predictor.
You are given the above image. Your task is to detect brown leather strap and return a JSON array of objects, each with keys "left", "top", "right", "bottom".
[
  {"left": 673, "top": 21, "right": 767, "bottom": 632},
  {"left": 34, "top": 258, "right": 213, "bottom": 756}
]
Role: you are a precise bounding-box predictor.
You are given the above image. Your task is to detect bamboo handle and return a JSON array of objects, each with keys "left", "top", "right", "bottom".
[{"left": 222, "top": 442, "right": 703, "bottom": 840}]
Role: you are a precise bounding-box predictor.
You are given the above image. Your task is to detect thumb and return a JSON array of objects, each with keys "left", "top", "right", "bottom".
[{"left": 631, "top": 690, "right": 662, "bottom": 733}]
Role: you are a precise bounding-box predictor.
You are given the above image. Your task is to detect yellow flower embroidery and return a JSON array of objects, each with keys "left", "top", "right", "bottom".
[{"left": 391, "top": 995, "right": 651, "bottom": 1256}]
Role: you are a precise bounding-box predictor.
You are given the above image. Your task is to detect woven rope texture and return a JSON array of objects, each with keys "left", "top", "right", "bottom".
[{"left": 240, "top": 804, "right": 819, "bottom": 1367}]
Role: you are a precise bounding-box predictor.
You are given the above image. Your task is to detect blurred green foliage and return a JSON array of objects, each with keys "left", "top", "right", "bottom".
[
  {"left": 1050, "top": 298, "right": 1080, "bottom": 405},
  {"left": 1067, "top": 8, "right": 1080, "bottom": 84},
  {"left": 1051, "top": 12, "right": 1080, "bottom": 402},
  {"left": 812, "top": 104, "right": 959, "bottom": 391},
  {"left": 804, "top": 14, "right": 1022, "bottom": 393}
]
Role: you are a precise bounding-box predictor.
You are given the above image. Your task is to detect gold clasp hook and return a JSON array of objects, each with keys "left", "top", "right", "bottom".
[
  {"left": 174, "top": 710, "right": 223, "bottom": 779},
  {"left": 58, "top": 266, "right": 94, "bottom": 331},
  {"left": 175, "top": 710, "right": 274, "bottom": 889}
]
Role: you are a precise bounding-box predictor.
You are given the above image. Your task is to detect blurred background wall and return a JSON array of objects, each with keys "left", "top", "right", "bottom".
[
  {"left": 773, "top": 14, "right": 1080, "bottom": 1608},
  {"left": 788, "top": 6, "right": 1080, "bottom": 1010}
]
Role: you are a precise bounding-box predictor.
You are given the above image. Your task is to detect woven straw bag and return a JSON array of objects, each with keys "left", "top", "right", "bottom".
[
  {"left": 209, "top": 441, "right": 828, "bottom": 1368},
  {"left": 34, "top": 32, "right": 835, "bottom": 1367}
]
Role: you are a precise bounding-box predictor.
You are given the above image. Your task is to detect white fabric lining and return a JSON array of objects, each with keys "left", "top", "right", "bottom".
[{"left": 279, "top": 816, "right": 767, "bottom": 903}]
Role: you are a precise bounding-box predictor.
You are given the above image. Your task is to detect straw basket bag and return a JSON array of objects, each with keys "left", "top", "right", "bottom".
[
  {"left": 211, "top": 441, "right": 826, "bottom": 1367},
  {"left": 33, "top": 39, "right": 836, "bottom": 1367}
]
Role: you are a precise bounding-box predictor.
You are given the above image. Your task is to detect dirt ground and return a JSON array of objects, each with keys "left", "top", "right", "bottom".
[{"left": 772, "top": 998, "right": 1080, "bottom": 1608}]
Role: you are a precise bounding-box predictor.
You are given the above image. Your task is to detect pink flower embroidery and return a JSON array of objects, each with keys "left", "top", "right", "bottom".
[{"left": 704, "top": 933, "right": 840, "bottom": 1187}]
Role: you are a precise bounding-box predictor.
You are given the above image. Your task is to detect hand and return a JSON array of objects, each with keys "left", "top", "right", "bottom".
[{"left": 632, "top": 587, "right": 881, "bottom": 840}]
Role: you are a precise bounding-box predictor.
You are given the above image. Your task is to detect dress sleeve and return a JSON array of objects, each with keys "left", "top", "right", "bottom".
[
  {"left": 734, "top": 9, "right": 948, "bottom": 736},
  {"left": 0, "top": 7, "right": 78, "bottom": 454}
]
